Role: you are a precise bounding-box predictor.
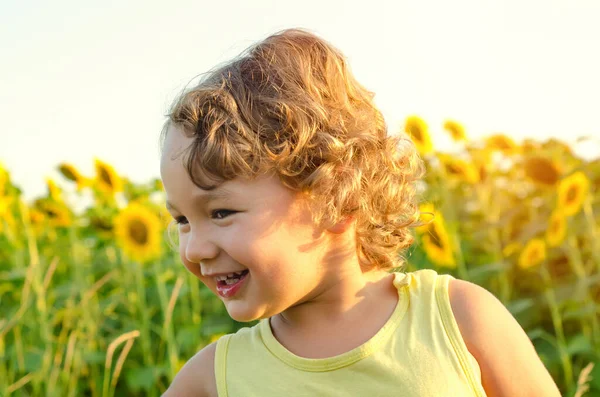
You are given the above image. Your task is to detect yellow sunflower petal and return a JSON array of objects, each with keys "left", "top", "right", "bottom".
[
  {"left": 417, "top": 207, "right": 455, "bottom": 268},
  {"left": 35, "top": 199, "right": 72, "bottom": 228},
  {"left": 443, "top": 120, "right": 467, "bottom": 142},
  {"left": 114, "top": 203, "right": 163, "bottom": 263},
  {"left": 58, "top": 163, "right": 88, "bottom": 190},
  {"left": 557, "top": 171, "right": 590, "bottom": 217},
  {"left": 441, "top": 156, "right": 479, "bottom": 184},
  {"left": 404, "top": 115, "right": 433, "bottom": 155},
  {"left": 94, "top": 159, "right": 123, "bottom": 194},
  {"left": 0, "top": 162, "right": 9, "bottom": 196},
  {"left": 46, "top": 178, "right": 63, "bottom": 201},
  {"left": 546, "top": 210, "right": 566, "bottom": 247},
  {"left": 518, "top": 238, "right": 546, "bottom": 270},
  {"left": 502, "top": 241, "right": 522, "bottom": 257},
  {"left": 485, "top": 134, "right": 518, "bottom": 153},
  {"left": 422, "top": 220, "right": 455, "bottom": 268}
]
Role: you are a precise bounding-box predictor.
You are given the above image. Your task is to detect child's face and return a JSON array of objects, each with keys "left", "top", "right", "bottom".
[{"left": 160, "top": 126, "right": 334, "bottom": 322}]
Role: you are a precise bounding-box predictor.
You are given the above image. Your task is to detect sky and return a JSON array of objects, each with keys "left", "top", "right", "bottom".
[{"left": 1, "top": 0, "right": 599, "bottom": 200}]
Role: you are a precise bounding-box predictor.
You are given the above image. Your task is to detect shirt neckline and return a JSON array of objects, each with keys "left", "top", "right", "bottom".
[{"left": 259, "top": 272, "right": 410, "bottom": 372}]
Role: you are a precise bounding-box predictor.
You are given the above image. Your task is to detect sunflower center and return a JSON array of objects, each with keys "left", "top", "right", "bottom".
[
  {"left": 565, "top": 185, "right": 579, "bottom": 204},
  {"left": 429, "top": 225, "right": 445, "bottom": 250},
  {"left": 59, "top": 165, "right": 78, "bottom": 182},
  {"left": 46, "top": 208, "right": 58, "bottom": 218},
  {"left": 408, "top": 127, "right": 423, "bottom": 142},
  {"left": 128, "top": 218, "right": 149, "bottom": 245},
  {"left": 528, "top": 247, "right": 542, "bottom": 264},
  {"left": 446, "top": 163, "right": 462, "bottom": 175},
  {"left": 551, "top": 220, "right": 560, "bottom": 234},
  {"left": 524, "top": 158, "right": 559, "bottom": 185},
  {"left": 99, "top": 168, "right": 114, "bottom": 188}
]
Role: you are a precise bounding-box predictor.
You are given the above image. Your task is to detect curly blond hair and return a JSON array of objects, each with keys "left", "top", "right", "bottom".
[{"left": 162, "top": 28, "right": 424, "bottom": 271}]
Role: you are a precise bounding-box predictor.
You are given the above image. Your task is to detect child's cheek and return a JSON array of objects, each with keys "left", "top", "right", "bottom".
[{"left": 181, "top": 258, "right": 203, "bottom": 280}]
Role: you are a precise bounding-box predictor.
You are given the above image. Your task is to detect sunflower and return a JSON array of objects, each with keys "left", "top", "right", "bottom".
[
  {"left": 94, "top": 159, "right": 123, "bottom": 194},
  {"left": 485, "top": 134, "right": 518, "bottom": 153},
  {"left": 0, "top": 194, "right": 11, "bottom": 217},
  {"left": 467, "top": 148, "right": 491, "bottom": 183},
  {"left": 114, "top": 203, "right": 162, "bottom": 263},
  {"left": 521, "top": 139, "right": 542, "bottom": 152},
  {"left": 0, "top": 195, "right": 13, "bottom": 234},
  {"left": 523, "top": 156, "right": 560, "bottom": 186},
  {"left": 46, "top": 178, "right": 63, "bottom": 201},
  {"left": 546, "top": 209, "right": 566, "bottom": 247},
  {"left": 557, "top": 171, "right": 590, "bottom": 217},
  {"left": 0, "top": 163, "right": 9, "bottom": 196},
  {"left": 518, "top": 238, "right": 546, "bottom": 270},
  {"left": 29, "top": 208, "right": 45, "bottom": 225},
  {"left": 404, "top": 115, "right": 433, "bottom": 155},
  {"left": 546, "top": 254, "right": 570, "bottom": 280},
  {"left": 417, "top": 204, "right": 455, "bottom": 268},
  {"left": 58, "top": 163, "right": 88, "bottom": 190},
  {"left": 502, "top": 241, "right": 521, "bottom": 257},
  {"left": 542, "top": 138, "right": 573, "bottom": 156},
  {"left": 443, "top": 120, "right": 467, "bottom": 142},
  {"left": 441, "top": 156, "right": 479, "bottom": 184},
  {"left": 35, "top": 199, "right": 72, "bottom": 228}
]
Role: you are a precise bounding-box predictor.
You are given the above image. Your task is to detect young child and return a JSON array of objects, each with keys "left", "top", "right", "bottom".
[{"left": 160, "top": 29, "right": 560, "bottom": 396}]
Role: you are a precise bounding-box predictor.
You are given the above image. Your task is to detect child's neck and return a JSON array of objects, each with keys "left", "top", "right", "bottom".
[{"left": 270, "top": 267, "right": 398, "bottom": 359}]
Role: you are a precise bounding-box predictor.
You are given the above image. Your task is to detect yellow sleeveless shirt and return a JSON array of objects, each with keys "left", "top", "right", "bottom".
[{"left": 214, "top": 269, "right": 487, "bottom": 396}]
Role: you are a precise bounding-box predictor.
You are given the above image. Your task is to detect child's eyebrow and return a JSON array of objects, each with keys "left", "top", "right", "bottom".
[{"left": 166, "top": 190, "right": 232, "bottom": 212}]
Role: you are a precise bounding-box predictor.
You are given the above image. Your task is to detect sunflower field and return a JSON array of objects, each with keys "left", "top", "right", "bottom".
[{"left": 1, "top": 118, "right": 600, "bottom": 396}]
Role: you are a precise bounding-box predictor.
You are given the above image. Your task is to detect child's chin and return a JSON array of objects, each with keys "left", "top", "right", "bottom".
[{"left": 226, "top": 307, "right": 261, "bottom": 323}]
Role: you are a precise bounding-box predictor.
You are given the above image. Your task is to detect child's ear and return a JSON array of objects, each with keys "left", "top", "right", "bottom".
[{"left": 328, "top": 215, "right": 355, "bottom": 234}]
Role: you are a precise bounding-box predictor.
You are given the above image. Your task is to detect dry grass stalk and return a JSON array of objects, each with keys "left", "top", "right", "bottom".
[
  {"left": 165, "top": 277, "right": 184, "bottom": 328},
  {"left": 111, "top": 338, "right": 136, "bottom": 388},
  {"left": 573, "top": 362, "right": 595, "bottom": 397},
  {"left": 6, "top": 372, "right": 35, "bottom": 395},
  {"left": 81, "top": 270, "right": 116, "bottom": 306},
  {"left": 42, "top": 256, "right": 59, "bottom": 291}
]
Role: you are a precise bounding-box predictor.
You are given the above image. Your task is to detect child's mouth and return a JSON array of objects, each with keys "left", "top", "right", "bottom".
[{"left": 215, "top": 270, "right": 249, "bottom": 298}]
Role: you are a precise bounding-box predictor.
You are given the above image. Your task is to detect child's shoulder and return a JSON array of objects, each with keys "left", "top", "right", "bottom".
[
  {"left": 162, "top": 342, "right": 218, "bottom": 397},
  {"left": 446, "top": 276, "right": 561, "bottom": 396}
]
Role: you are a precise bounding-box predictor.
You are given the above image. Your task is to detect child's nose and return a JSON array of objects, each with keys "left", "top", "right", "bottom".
[{"left": 183, "top": 231, "right": 219, "bottom": 264}]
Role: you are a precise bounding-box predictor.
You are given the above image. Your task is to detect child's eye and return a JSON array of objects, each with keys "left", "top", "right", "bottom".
[
  {"left": 211, "top": 209, "right": 236, "bottom": 220},
  {"left": 174, "top": 216, "right": 188, "bottom": 225}
]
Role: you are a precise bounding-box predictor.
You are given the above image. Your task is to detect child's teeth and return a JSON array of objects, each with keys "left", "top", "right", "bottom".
[
  {"left": 216, "top": 271, "right": 247, "bottom": 283},
  {"left": 225, "top": 278, "right": 240, "bottom": 285}
]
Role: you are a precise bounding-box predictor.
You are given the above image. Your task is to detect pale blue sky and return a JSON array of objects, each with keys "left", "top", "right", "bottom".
[{"left": 1, "top": 0, "right": 599, "bottom": 199}]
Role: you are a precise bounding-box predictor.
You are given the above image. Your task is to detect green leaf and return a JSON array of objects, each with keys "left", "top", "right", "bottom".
[
  {"left": 562, "top": 302, "right": 597, "bottom": 321},
  {"left": 566, "top": 334, "right": 593, "bottom": 356},
  {"left": 176, "top": 326, "right": 201, "bottom": 351},
  {"left": 506, "top": 298, "right": 535, "bottom": 316},
  {"left": 83, "top": 350, "right": 105, "bottom": 364},
  {"left": 24, "top": 350, "right": 43, "bottom": 372},
  {"left": 467, "top": 261, "right": 510, "bottom": 283},
  {"left": 125, "top": 366, "right": 167, "bottom": 391},
  {"left": 0, "top": 268, "right": 27, "bottom": 281},
  {"left": 527, "top": 327, "right": 557, "bottom": 346}
]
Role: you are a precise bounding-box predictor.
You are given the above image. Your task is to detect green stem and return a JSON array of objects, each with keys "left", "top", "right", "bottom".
[
  {"left": 433, "top": 162, "right": 468, "bottom": 280},
  {"left": 540, "top": 266, "right": 573, "bottom": 391},
  {"left": 564, "top": 222, "right": 600, "bottom": 350},
  {"left": 133, "top": 262, "right": 153, "bottom": 368},
  {"left": 582, "top": 197, "right": 600, "bottom": 272},
  {"left": 153, "top": 261, "right": 179, "bottom": 379},
  {"left": 476, "top": 182, "right": 511, "bottom": 301}
]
